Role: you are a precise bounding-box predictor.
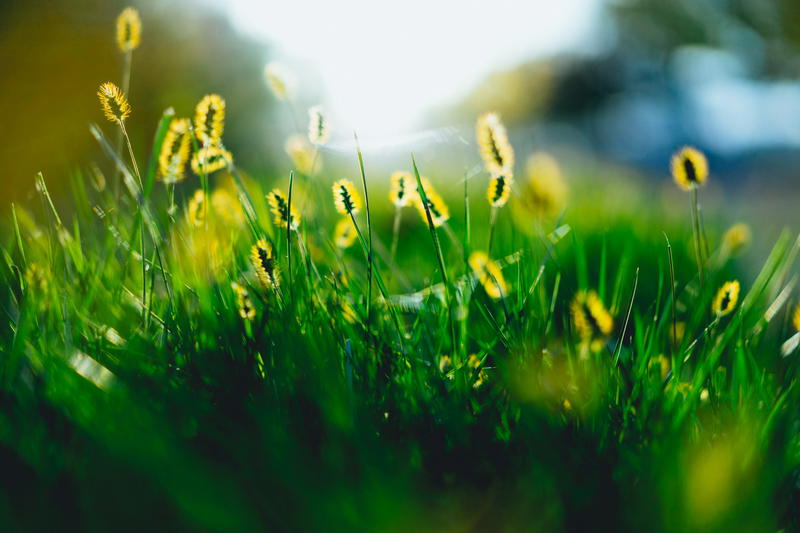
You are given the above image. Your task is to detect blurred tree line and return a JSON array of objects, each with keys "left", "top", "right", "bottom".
[{"left": 0, "top": 0, "right": 279, "bottom": 203}]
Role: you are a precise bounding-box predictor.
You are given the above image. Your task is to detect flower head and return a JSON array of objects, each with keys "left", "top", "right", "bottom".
[
  {"left": 334, "top": 217, "right": 358, "bottom": 249},
  {"left": 487, "top": 173, "right": 512, "bottom": 208},
  {"left": 413, "top": 177, "right": 450, "bottom": 228},
  {"left": 284, "top": 134, "right": 317, "bottom": 175},
  {"left": 264, "top": 62, "right": 294, "bottom": 101},
  {"left": 571, "top": 290, "right": 614, "bottom": 349},
  {"left": 721, "top": 223, "right": 751, "bottom": 255},
  {"left": 516, "top": 152, "right": 566, "bottom": 219},
  {"left": 389, "top": 171, "right": 416, "bottom": 208},
  {"left": 671, "top": 146, "right": 708, "bottom": 190},
  {"left": 191, "top": 145, "right": 232, "bottom": 175},
  {"left": 194, "top": 94, "right": 226, "bottom": 147},
  {"left": 712, "top": 280, "right": 740, "bottom": 317},
  {"left": 266, "top": 189, "right": 301, "bottom": 230},
  {"left": 469, "top": 251, "right": 507, "bottom": 299},
  {"left": 308, "top": 105, "right": 330, "bottom": 145},
  {"left": 332, "top": 179, "right": 361, "bottom": 215},
  {"left": 97, "top": 82, "right": 131, "bottom": 125},
  {"left": 476, "top": 112, "right": 514, "bottom": 176},
  {"left": 116, "top": 7, "right": 141, "bottom": 53},
  {"left": 250, "top": 239, "right": 279, "bottom": 290},
  {"left": 231, "top": 282, "right": 256, "bottom": 320},
  {"left": 187, "top": 189, "right": 206, "bottom": 227},
  {"left": 158, "top": 118, "right": 191, "bottom": 183}
]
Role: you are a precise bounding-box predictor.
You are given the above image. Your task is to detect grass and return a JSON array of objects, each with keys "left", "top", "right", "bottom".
[{"left": 1, "top": 28, "right": 800, "bottom": 533}]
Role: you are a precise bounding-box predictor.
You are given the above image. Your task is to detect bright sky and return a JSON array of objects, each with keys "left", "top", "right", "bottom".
[{"left": 223, "top": 0, "right": 605, "bottom": 140}]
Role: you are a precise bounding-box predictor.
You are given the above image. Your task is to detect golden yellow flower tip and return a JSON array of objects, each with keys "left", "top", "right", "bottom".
[
  {"left": 231, "top": 282, "right": 256, "bottom": 320},
  {"left": 332, "top": 179, "right": 361, "bottom": 215},
  {"left": 467, "top": 353, "right": 482, "bottom": 370},
  {"left": 194, "top": 94, "right": 226, "bottom": 147},
  {"left": 473, "top": 369, "right": 489, "bottom": 389},
  {"left": 468, "top": 251, "right": 508, "bottom": 299},
  {"left": 389, "top": 171, "right": 416, "bottom": 207},
  {"left": 187, "top": 189, "right": 206, "bottom": 227},
  {"left": 438, "top": 355, "right": 453, "bottom": 375},
  {"left": 266, "top": 189, "right": 301, "bottom": 230},
  {"left": 792, "top": 303, "right": 800, "bottom": 332},
  {"left": 334, "top": 217, "right": 358, "bottom": 249},
  {"left": 570, "top": 290, "right": 614, "bottom": 348},
  {"left": 264, "top": 62, "right": 294, "bottom": 101},
  {"left": 712, "top": 280, "right": 740, "bottom": 317},
  {"left": 487, "top": 173, "right": 513, "bottom": 208},
  {"left": 476, "top": 112, "right": 514, "bottom": 176},
  {"left": 250, "top": 239, "right": 279, "bottom": 290},
  {"left": 190, "top": 145, "right": 233, "bottom": 175},
  {"left": 97, "top": 82, "right": 131, "bottom": 126},
  {"left": 116, "top": 7, "right": 141, "bottom": 53},
  {"left": 516, "top": 152, "right": 566, "bottom": 219},
  {"left": 308, "top": 105, "right": 330, "bottom": 145},
  {"left": 284, "top": 134, "right": 317, "bottom": 174},
  {"left": 413, "top": 178, "right": 450, "bottom": 228},
  {"left": 721, "top": 223, "right": 751, "bottom": 255},
  {"left": 158, "top": 118, "right": 191, "bottom": 183},
  {"left": 671, "top": 146, "right": 708, "bottom": 191}
]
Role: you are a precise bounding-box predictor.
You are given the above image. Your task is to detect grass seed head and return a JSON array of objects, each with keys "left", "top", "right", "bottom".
[
  {"left": 193, "top": 94, "right": 226, "bottom": 147},
  {"left": 285, "top": 134, "right": 317, "bottom": 174},
  {"left": 469, "top": 251, "right": 508, "bottom": 299},
  {"left": 191, "top": 145, "right": 232, "bottom": 175},
  {"left": 251, "top": 239, "right": 279, "bottom": 290},
  {"left": 487, "top": 173, "right": 513, "bottom": 208},
  {"left": 266, "top": 188, "right": 300, "bottom": 230},
  {"left": 571, "top": 290, "right": 614, "bottom": 351},
  {"left": 158, "top": 118, "right": 191, "bottom": 183},
  {"left": 308, "top": 105, "right": 330, "bottom": 145},
  {"left": 712, "top": 280, "right": 740, "bottom": 317},
  {"left": 116, "top": 7, "right": 141, "bottom": 53},
  {"left": 264, "top": 62, "right": 294, "bottom": 101},
  {"left": 389, "top": 171, "right": 416, "bottom": 208},
  {"left": 97, "top": 82, "right": 131, "bottom": 126},
  {"left": 187, "top": 189, "right": 206, "bottom": 227},
  {"left": 334, "top": 217, "right": 357, "bottom": 248},
  {"left": 476, "top": 112, "right": 514, "bottom": 176},
  {"left": 332, "top": 179, "right": 361, "bottom": 216},
  {"left": 671, "top": 146, "right": 708, "bottom": 191},
  {"left": 413, "top": 177, "right": 450, "bottom": 227}
]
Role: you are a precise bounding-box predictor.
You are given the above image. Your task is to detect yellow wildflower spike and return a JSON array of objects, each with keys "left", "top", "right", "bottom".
[
  {"left": 187, "top": 189, "right": 206, "bottom": 227},
  {"left": 231, "top": 282, "right": 256, "bottom": 320},
  {"left": 712, "top": 280, "right": 740, "bottom": 317},
  {"left": 190, "top": 146, "right": 232, "bottom": 175},
  {"left": 476, "top": 112, "right": 514, "bottom": 176},
  {"left": 284, "top": 134, "right": 317, "bottom": 175},
  {"left": 266, "top": 189, "right": 301, "bottom": 230},
  {"left": 389, "top": 171, "right": 416, "bottom": 207},
  {"left": 334, "top": 217, "right": 358, "bottom": 249},
  {"left": 487, "top": 173, "right": 512, "bottom": 208},
  {"left": 671, "top": 146, "right": 708, "bottom": 190},
  {"left": 332, "top": 179, "right": 361, "bottom": 216},
  {"left": 194, "top": 94, "right": 226, "bottom": 147},
  {"left": 468, "top": 251, "right": 508, "bottom": 299},
  {"left": 308, "top": 105, "right": 330, "bottom": 145},
  {"left": 571, "top": 290, "right": 614, "bottom": 348},
  {"left": 116, "top": 7, "right": 142, "bottom": 53},
  {"left": 438, "top": 355, "right": 453, "bottom": 376},
  {"left": 211, "top": 187, "right": 245, "bottom": 227},
  {"left": 721, "top": 223, "right": 751, "bottom": 255},
  {"left": 158, "top": 118, "right": 191, "bottom": 183},
  {"left": 250, "top": 239, "right": 279, "bottom": 290},
  {"left": 413, "top": 178, "right": 450, "bottom": 228},
  {"left": 264, "top": 62, "right": 294, "bottom": 101},
  {"left": 97, "top": 82, "right": 131, "bottom": 126}
]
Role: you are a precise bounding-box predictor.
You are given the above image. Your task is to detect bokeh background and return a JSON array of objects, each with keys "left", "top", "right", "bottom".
[{"left": 3, "top": 0, "right": 800, "bottom": 223}]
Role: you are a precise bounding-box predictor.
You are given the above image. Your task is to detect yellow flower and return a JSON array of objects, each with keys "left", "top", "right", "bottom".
[
  {"left": 250, "top": 239, "right": 279, "bottom": 290},
  {"left": 266, "top": 189, "right": 301, "bottom": 230},
  {"left": 712, "top": 280, "right": 740, "bottom": 317},
  {"left": 158, "top": 118, "right": 191, "bottom": 183},
  {"left": 211, "top": 187, "right": 245, "bottom": 227},
  {"left": 671, "top": 146, "right": 708, "bottom": 191},
  {"left": 264, "top": 62, "right": 294, "bottom": 101},
  {"left": 284, "top": 134, "right": 318, "bottom": 175},
  {"left": 308, "top": 105, "right": 330, "bottom": 145},
  {"left": 332, "top": 179, "right": 361, "bottom": 215},
  {"left": 191, "top": 146, "right": 232, "bottom": 175},
  {"left": 116, "top": 7, "right": 141, "bottom": 53},
  {"left": 721, "top": 223, "right": 751, "bottom": 255},
  {"left": 438, "top": 355, "right": 453, "bottom": 375},
  {"left": 473, "top": 369, "right": 489, "bottom": 389},
  {"left": 571, "top": 290, "right": 614, "bottom": 349},
  {"left": 467, "top": 353, "right": 482, "bottom": 369},
  {"left": 468, "top": 251, "right": 508, "bottom": 299},
  {"left": 187, "top": 189, "right": 206, "bottom": 227},
  {"left": 476, "top": 112, "right": 514, "bottom": 176},
  {"left": 97, "top": 82, "right": 131, "bottom": 125},
  {"left": 487, "top": 173, "right": 512, "bottom": 208},
  {"left": 389, "top": 171, "right": 416, "bottom": 207},
  {"left": 194, "top": 94, "right": 226, "bottom": 147},
  {"left": 792, "top": 303, "right": 800, "bottom": 331},
  {"left": 413, "top": 177, "right": 450, "bottom": 228},
  {"left": 648, "top": 354, "right": 670, "bottom": 381},
  {"left": 334, "top": 217, "right": 358, "bottom": 248},
  {"left": 231, "top": 282, "right": 256, "bottom": 320},
  {"left": 515, "top": 152, "right": 566, "bottom": 219}
]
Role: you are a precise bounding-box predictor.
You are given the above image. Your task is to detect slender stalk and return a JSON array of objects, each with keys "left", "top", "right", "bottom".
[
  {"left": 389, "top": 206, "right": 402, "bottom": 266},
  {"left": 287, "top": 170, "right": 295, "bottom": 306},
  {"left": 118, "top": 120, "right": 147, "bottom": 321},
  {"left": 690, "top": 187, "right": 704, "bottom": 289},
  {"left": 113, "top": 50, "right": 134, "bottom": 206},
  {"left": 487, "top": 206, "right": 498, "bottom": 255},
  {"left": 354, "top": 135, "right": 373, "bottom": 331}
]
